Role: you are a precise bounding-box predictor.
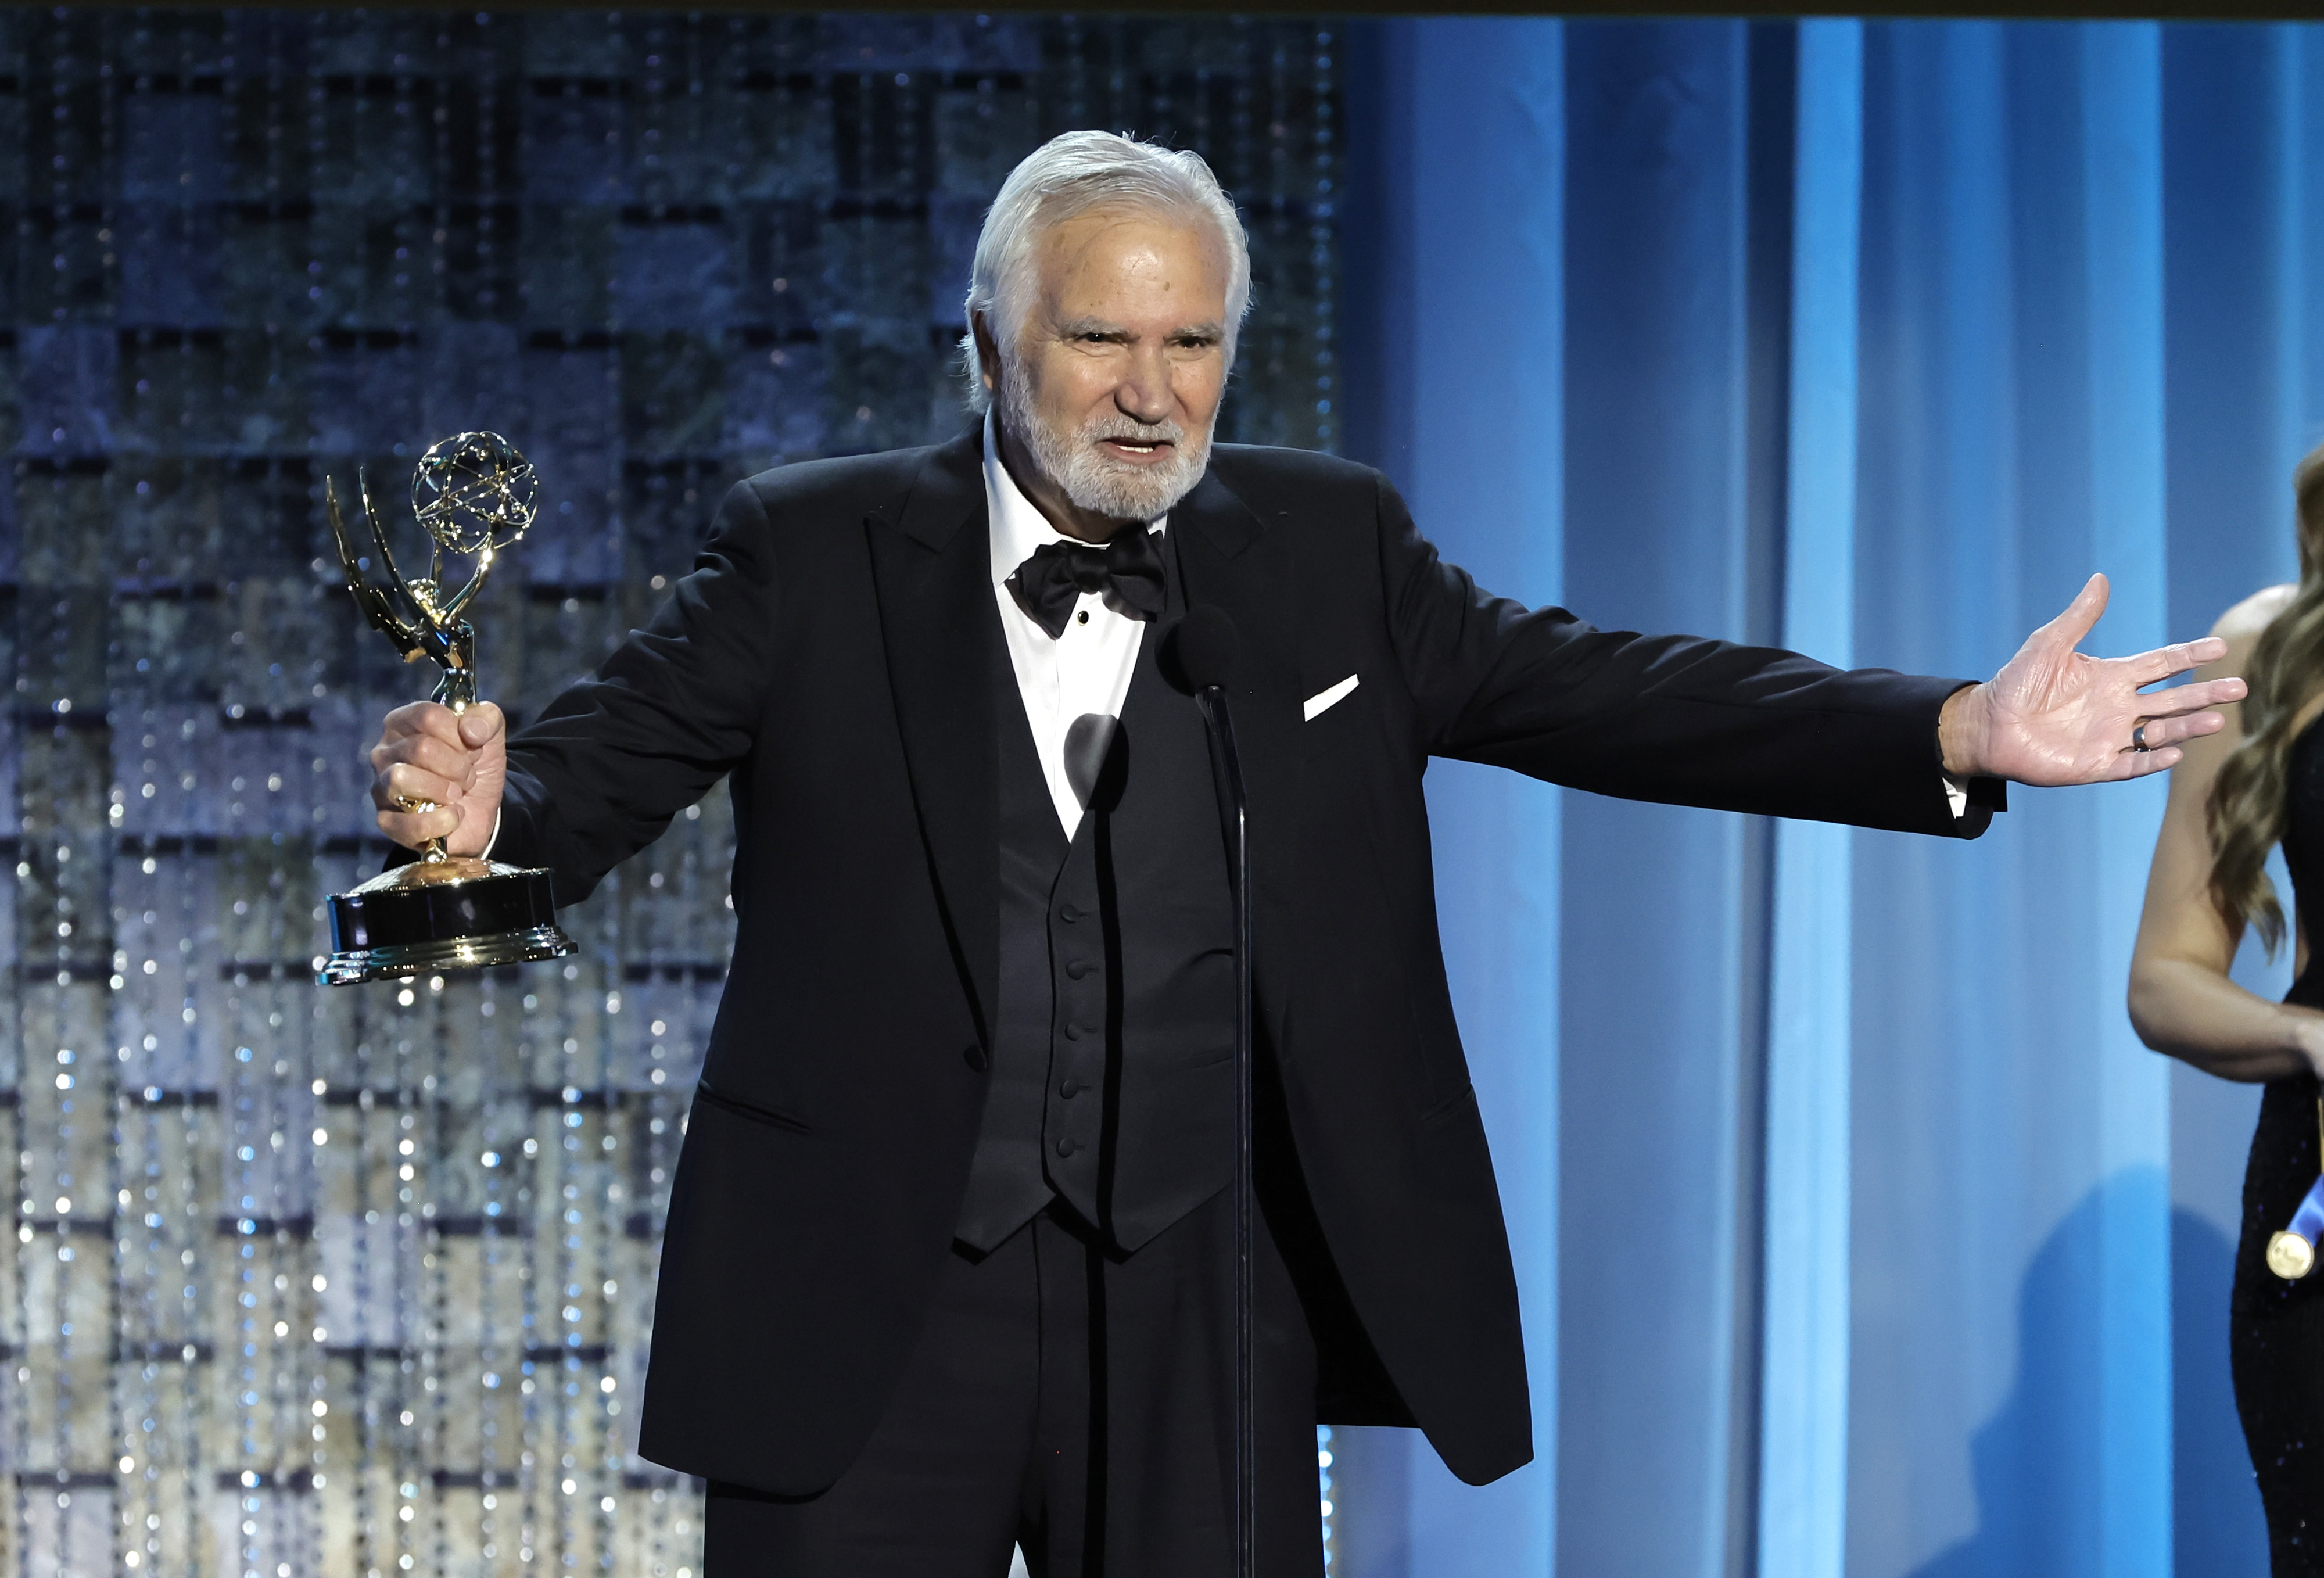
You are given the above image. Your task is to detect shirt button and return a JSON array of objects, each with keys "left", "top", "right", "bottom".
[
  {"left": 962, "top": 1044, "right": 988, "bottom": 1073},
  {"left": 1056, "top": 1137, "right": 1077, "bottom": 1157},
  {"left": 1060, "top": 1078, "right": 1080, "bottom": 1099},
  {"left": 1077, "top": 610, "right": 1090, "bottom": 625},
  {"left": 1066, "top": 960, "right": 1093, "bottom": 980}
]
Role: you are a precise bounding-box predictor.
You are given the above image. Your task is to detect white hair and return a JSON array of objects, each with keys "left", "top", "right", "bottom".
[{"left": 956, "top": 130, "right": 1252, "bottom": 413}]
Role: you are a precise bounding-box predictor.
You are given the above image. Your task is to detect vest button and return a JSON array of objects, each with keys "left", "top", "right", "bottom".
[
  {"left": 1059, "top": 903, "right": 1081, "bottom": 923},
  {"left": 962, "top": 1043, "right": 988, "bottom": 1073},
  {"left": 1059, "top": 1078, "right": 1080, "bottom": 1099},
  {"left": 1063, "top": 1021, "right": 1082, "bottom": 1041},
  {"left": 1066, "top": 960, "right": 1093, "bottom": 980},
  {"left": 1055, "top": 1137, "right": 1077, "bottom": 1158}
]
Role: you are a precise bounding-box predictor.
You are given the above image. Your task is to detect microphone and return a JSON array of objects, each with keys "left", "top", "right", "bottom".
[{"left": 1168, "top": 606, "right": 1256, "bottom": 1578}]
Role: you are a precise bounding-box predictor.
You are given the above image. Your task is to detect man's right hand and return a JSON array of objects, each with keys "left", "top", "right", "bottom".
[{"left": 368, "top": 701, "right": 507, "bottom": 857}]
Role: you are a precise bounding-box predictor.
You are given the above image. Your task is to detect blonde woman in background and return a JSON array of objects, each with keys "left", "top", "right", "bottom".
[{"left": 2133, "top": 444, "right": 2324, "bottom": 1573}]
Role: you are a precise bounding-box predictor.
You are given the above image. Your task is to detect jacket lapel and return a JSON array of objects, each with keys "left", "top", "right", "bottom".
[
  {"left": 1171, "top": 457, "right": 1299, "bottom": 740},
  {"left": 1168, "top": 460, "right": 1301, "bottom": 994},
  {"left": 865, "top": 429, "right": 1002, "bottom": 1046}
]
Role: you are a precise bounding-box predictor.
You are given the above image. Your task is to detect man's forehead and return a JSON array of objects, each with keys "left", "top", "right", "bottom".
[
  {"left": 1037, "top": 209, "right": 1227, "bottom": 278},
  {"left": 1034, "top": 252, "right": 1226, "bottom": 340}
]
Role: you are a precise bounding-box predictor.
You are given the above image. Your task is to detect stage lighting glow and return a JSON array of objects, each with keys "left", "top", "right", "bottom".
[{"left": 2, "top": 9, "right": 1342, "bottom": 1575}]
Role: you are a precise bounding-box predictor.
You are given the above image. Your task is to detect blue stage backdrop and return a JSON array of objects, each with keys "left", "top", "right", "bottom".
[
  {"left": 0, "top": 13, "right": 1339, "bottom": 1577},
  {"left": 1335, "top": 16, "right": 2324, "bottom": 1578}
]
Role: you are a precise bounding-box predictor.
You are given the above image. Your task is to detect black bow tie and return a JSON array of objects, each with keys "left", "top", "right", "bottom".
[{"left": 1005, "top": 529, "right": 1167, "bottom": 640}]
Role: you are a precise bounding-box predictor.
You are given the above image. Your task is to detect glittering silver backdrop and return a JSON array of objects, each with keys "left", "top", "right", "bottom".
[{"left": 0, "top": 11, "right": 1342, "bottom": 1575}]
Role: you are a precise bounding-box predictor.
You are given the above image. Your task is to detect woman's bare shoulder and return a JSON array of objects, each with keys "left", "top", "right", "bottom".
[{"left": 2214, "top": 582, "right": 2300, "bottom": 643}]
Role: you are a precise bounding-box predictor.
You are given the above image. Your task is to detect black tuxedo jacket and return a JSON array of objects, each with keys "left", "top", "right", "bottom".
[{"left": 488, "top": 428, "right": 1996, "bottom": 1496}]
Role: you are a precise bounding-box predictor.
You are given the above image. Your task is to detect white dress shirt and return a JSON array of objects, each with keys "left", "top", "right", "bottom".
[{"left": 985, "top": 411, "right": 1166, "bottom": 839}]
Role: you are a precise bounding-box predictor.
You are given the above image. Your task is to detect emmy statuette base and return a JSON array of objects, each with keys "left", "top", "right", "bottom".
[{"left": 322, "top": 858, "right": 575, "bottom": 986}]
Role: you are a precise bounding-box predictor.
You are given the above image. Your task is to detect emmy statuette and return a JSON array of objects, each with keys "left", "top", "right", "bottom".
[{"left": 319, "top": 432, "right": 577, "bottom": 986}]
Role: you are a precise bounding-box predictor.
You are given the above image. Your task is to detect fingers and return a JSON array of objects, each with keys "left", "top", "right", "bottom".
[
  {"left": 2035, "top": 572, "right": 2110, "bottom": 650},
  {"left": 456, "top": 700, "right": 505, "bottom": 751},
  {"left": 373, "top": 702, "right": 500, "bottom": 777},
  {"left": 372, "top": 757, "right": 464, "bottom": 848},
  {"left": 2138, "top": 676, "right": 2247, "bottom": 716},
  {"left": 371, "top": 755, "right": 465, "bottom": 807},
  {"left": 368, "top": 722, "right": 478, "bottom": 854},
  {"left": 2125, "top": 711, "right": 2227, "bottom": 752},
  {"left": 369, "top": 726, "right": 476, "bottom": 789},
  {"left": 367, "top": 701, "right": 498, "bottom": 852},
  {"left": 2104, "top": 744, "right": 2184, "bottom": 781},
  {"left": 371, "top": 765, "right": 465, "bottom": 858},
  {"left": 380, "top": 700, "right": 468, "bottom": 747},
  {"left": 2125, "top": 636, "right": 2233, "bottom": 687}
]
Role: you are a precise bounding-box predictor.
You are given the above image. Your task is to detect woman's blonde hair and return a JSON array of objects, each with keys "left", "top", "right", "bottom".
[{"left": 2208, "top": 441, "right": 2324, "bottom": 954}]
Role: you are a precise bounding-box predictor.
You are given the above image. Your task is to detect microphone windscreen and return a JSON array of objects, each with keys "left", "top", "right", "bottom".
[{"left": 1170, "top": 605, "right": 1242, "bottom": 691}]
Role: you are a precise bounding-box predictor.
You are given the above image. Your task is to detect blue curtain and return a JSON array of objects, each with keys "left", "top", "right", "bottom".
[
  {"left": 1335, "top": 19, "right": 1566, "bottom": 1575},
  {"left": 1338, "top": 17, "right": 2324, "bottom": 1577}
]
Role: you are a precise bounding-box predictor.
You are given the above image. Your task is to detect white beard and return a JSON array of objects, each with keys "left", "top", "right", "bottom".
[{"left": 1000, "top": 366, "right": 1214, "bottom": 523}]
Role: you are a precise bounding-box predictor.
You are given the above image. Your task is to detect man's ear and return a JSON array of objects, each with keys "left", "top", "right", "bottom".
[{"left": 970, "top": 311, "right": 1002, "bottom": 396}]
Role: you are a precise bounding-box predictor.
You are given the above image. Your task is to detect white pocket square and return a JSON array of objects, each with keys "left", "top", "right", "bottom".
[{"left": 1303, "top": 673, "right": 1360, "bottom": 722}]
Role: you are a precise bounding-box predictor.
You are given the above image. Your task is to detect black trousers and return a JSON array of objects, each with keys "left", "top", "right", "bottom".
[{"left": 702, "top": 1185, "right": 1324, "bottom": 1577}]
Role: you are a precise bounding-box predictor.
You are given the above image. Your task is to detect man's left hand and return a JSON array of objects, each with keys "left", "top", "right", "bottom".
[{"left": 1938, "top": 572, "right": 2248, "bottom": 784}]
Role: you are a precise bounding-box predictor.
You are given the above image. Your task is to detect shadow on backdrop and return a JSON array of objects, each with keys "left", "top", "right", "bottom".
[
  {"left": 1909, "top": 1183, "right": 2266, "bottom": 1578},
  {"left": 2173, "top": 1204, "right": 2270, "bottom": 1576},
  {"left": 1324, "top": 1185, "right": 2271, "bottom": 1578}
]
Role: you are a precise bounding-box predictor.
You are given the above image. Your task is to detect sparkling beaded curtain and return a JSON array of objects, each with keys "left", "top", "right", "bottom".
[{"left": 0, "top": 11, "right": 1342, "bottom": 1576}]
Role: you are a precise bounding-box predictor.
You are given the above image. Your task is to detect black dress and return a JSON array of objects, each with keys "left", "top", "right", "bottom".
[{"left": 2235, "top": 719, "right": 2324, "bottom": 1570}]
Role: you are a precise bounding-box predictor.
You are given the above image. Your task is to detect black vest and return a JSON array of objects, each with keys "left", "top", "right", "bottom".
[{"left": 953, "top": 558, "right": 1237, "bottom": 1254}]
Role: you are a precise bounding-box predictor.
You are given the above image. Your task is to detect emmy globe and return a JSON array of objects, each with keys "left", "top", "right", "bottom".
[{"left": 318, "top": 432, "right": 577, "bottom": 986}]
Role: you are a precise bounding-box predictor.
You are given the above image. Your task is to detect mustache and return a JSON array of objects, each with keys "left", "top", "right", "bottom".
[{"left": 1081, "top": 417, "right": 1187, "bottom": 447}]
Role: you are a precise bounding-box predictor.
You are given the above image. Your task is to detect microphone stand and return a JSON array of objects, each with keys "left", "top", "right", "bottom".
[{"left": 1192, "top": 682, "right": 1255, "bottom": 1578}]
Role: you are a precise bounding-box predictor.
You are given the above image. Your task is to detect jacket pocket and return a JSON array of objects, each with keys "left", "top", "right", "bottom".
[
  {"left": 1299, "top": 673, "right": 1376, "bottom": 761},
  {"left": 693, "top": 1078, "right": 814, "bottom": 1135}
]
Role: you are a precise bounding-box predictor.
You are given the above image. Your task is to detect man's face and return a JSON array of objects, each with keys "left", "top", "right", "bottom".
[{"left": 983, "top": 206, "right": 1232, "bottom": 526}]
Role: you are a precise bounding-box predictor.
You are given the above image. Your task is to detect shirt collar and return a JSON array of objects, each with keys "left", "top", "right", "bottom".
[{"left": 982, "top": 408, "right": 1165, "bottom": 590}]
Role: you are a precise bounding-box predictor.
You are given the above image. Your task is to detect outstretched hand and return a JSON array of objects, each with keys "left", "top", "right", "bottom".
[{"left": 1938, "top": 573, "right": 2247, "bottom": 785}]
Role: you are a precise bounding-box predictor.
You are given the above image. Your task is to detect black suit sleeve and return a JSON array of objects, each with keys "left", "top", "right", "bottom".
[
  {"left": 490, "top": 480, "right": 783, "bottom": 902},
  {"left": 1373, "top": 474, "right": 2002, "bottom": 838}
]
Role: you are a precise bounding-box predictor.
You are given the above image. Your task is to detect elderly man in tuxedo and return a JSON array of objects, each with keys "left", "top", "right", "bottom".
[{"left": 365, "top": 131, "right": 2239, "bottom": 1576}]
